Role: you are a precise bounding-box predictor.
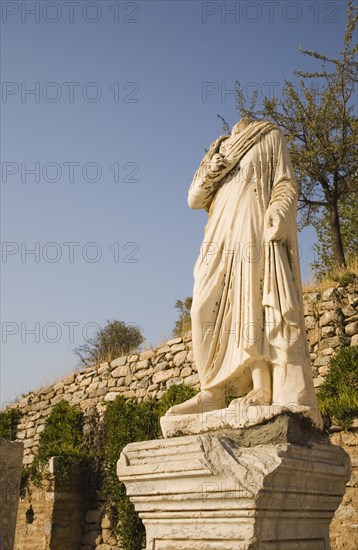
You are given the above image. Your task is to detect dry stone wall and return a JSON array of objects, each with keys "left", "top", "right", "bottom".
[
  {"left": 303, "top": 282, "right": 358, "bottom": 390},
  {"left": 5, "top": 281, "right": 358, "bottom": 550},
  {"left": 9, "top": 281, "right": 358, "bottom": 464},
  {"left": 14, "top": 459, "right": 89, "bottom": 550},
  {"left": 11, "top": 332, "right": 197, "bottom": 467},
  {"left": 0, "top": 438, "right": 23, "bottom": 550},
  {"left": 330, "top": 429, "right": 358, "bottom": 550}
]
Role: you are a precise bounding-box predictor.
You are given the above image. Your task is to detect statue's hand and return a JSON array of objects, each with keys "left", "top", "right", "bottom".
[
  {"left": 264, "top": 207, "right": 285, "bottom": 242},
  {"left": 204, "top": 153, "right": 230, "bottom": 178}
]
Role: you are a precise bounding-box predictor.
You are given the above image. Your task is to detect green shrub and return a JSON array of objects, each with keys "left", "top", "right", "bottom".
[
  {"left": 19, "top": 385, "right": 197, "bottom": 549},
  {"left": 332, "top": 270, "right": 357, "bottom": 286},
  {"left": 0, "top": 408, "right": 22, "bottom": 440},
  {"left": 102, "top": 384, "right": 197, "bottom": 550},
  {"left": 74, "top": 319, "right": 144, "bottom": 366},
  {"left": 157, "top": 383, "right": 198, "bottom": 417},
  {"left": 317, "top": 346, "right": 358, "bottom": 429},
  {"left": 102, "top": 396, "right": 160, "bottom": 550},
  {"left": 24, "top": 400, "right": 85, "bottom": 486}
]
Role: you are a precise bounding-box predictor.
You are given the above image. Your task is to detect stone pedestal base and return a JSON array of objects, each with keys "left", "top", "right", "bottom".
[{"left": 117, "top": 415, "right": 350, "bottom": 550}]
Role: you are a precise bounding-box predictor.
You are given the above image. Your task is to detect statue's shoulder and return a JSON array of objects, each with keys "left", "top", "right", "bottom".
[
  {"left": 248, "top": 120, "right": 282, "bottom": 137},
  {"left": 261, "top": 123, "right": 286, "bottom": 144}
]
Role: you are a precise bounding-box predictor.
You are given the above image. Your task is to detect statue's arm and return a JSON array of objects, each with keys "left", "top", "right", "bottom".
[
  {"left": 187, "top": 137, "right": 231, "bottom": 211},
  {"left": 264, "top": 129, "right": 298, "bottom": 242}
]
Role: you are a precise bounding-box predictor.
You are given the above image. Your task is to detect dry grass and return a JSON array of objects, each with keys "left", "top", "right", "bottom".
[{"left": 303, "top": 255, "right": 358, "bottom": 292}]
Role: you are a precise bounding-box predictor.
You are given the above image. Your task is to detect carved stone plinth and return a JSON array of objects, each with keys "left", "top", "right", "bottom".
[
  {"left": 160, "top": 402, "right": 323, "bottom": 438},
  {"left": 117, "top": 415, "right": 350, "bottom": 550}
]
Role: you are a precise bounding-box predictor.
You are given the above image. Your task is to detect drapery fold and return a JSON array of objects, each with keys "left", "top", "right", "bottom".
[
  {"left": 188, "top": 121, "right": 275, "bottom": 212},
  {"left": 188, "top": 121, "right": 318, "bottom": 410}
]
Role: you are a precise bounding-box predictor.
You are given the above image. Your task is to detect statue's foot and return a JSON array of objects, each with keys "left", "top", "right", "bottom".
[
  {"left": 242, "top": 388, "right": 271, "bottom": 406},
  {"left": 165, "top": 390, "right": 226, "bottom": 415}
]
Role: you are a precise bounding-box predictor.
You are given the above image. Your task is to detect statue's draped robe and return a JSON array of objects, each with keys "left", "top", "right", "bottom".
[{"left": 188, "top": 122, "right": 317, "bottom": 409}]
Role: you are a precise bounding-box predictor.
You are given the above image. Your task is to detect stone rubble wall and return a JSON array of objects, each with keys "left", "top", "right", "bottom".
[
  {"left": 6, "top": 281, "right": 358, "bottom": 550},
  {"left": 329, "top": 430, "right": 358, "bottom": 550},
  {"left": 0, "top": 438, "right": 23, "bottom": 550},
  {"left": 303, "top": 283, "right": 358, "bottom": 389},
  {"left": 11, "top": 332, "right": 197, "bottom": 467},
  {"left": 14, "top": 460, "right": 88, "bottom": 550},
  {"left": 8, "top": 281, "right": 358, "bottom": 465}
]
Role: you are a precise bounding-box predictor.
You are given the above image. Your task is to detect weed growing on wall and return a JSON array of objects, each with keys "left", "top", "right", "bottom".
[
  {"left": 22, "top": 400, "right": 85, "bottom": 487},
  {"left": 318, "top": 346, "right": 358, "bottom": 429},
  {"left": 18, "top": 385, "right": 198, "bottom": 549},
  {"left": 0, "top": 408, "right": 22, "bottom": 440}
]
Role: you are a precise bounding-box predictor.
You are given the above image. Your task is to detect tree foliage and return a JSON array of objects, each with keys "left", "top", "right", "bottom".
[
  {"left": 74, "top": 319, "right": 144, "bottom": 367},
  {"left": 172, "top": 297, "right": 192, "bottom": 337},
  {"left": 236, "top": 1, "right": 358, "bottom": 274},
  {"left": 0, "top": 408, "right": 22, "bottom": 440}
]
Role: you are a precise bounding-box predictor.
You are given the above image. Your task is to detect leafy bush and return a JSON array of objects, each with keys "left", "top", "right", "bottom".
[
  {"left": 157, "top": 383, "right": 197, "bottom": 417},
  {"left": 317, "top": 346, "right": 358, "bottom": 429},
  {"left": 74, "top": 319, "right": 144, "bottom": 366},
  {"left": 24, "top": 400, "right": 85, "bottom": 485},
  {"left": 0, "top": 407, "right": 22, "bottom": 440},
  {"left": 332, "top": 270, "right": 357, "bottom": 287},
  {"left": 102, "top": 396, "right": 160, "bottom": 550},
  {"left": 20, "top": 385, "right": 198, "bottom": 549},
  {"left": 102, "top": 384, "right": 197, "bottom": 550}
]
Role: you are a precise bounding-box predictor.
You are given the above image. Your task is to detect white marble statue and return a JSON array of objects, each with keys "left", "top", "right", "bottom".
[{"left": 167, "top": 118, "right": 319, "bottom": 415}]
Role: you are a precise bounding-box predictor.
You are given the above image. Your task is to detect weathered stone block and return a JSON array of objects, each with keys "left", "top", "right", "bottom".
[
  {"left": 136, "top": 367, "right": 153, "bottom": 380},
  {"left": 85, "top": 508, "right": 102, "bottom": 524},
  {"left": 157, "top": 345, "right": 171, "bottom": 355},
  {"left": 110, "top": 356, "right": 127, "bottom": 368},
  {"left": 321, "top": 325, "right": 336, "bottom": 337},
  {"left": 133, "top": 359, "right": 149, "bottom": 372},
  {"left": 314, "top": 356, "right": 330, "bottom": 367},
  {"left": 320, "top": 300, "right": 337, "bottom": 311},
  {"left": 118, "top": 415, "right": 350, "bottom": 550},
  {"left": 167, "top": 337, "right": 182, "bottom": 346},
  {"left": 322, "top": 287, "right": 336, "bottom": 301},
  {"left": 173, "top": 351, "right": 187, "bottom": 367},
  {"left": 308, "top": 328, "right": 320, "bottom": 345},
  {"left": 320, "top": 310, "right": 336, "bottom": 327},
  {"left": 104, "top": 392, "right": 119, "bottom": 402},
  {"left": 181, "top": 366, "right": 192, "bottom": 378},
  {"left": 166, "top": 377, "right": 182, "bottom": 389},
  {"left": 351, "top": 334, "right": 358, "bottom": 346},
  {"left": 183, "top": 373, "right": 200, "bottom": 386},
  {"left": 342, "top": 307, "right": 356, "bottom": 318},
  {"left": 153, "top": 361, "right": 169, "bottom": 374},
  {"left": 345, "top": 321, "right": 358, "bottom": 336},
  {"left": 305, "top": 315, "right": 317, "bottom": 329},
  {"left": 314, "top": 376, "right": 325, "bottom": 387},
  {"left": 0, "top": 439, "right": 23, "bottom": 550},
  {"left": 112, "top": 365, "right": 128, "bottom": 378},
  {"left": 140, "top": 349, "right": 155, "bottom": 361},
  {"left": 153, "top": 369, "right": 176, "bottom": 384},
  {"left": 81, "top": 529, "right": 102, "bottom": 546},
  {"left": 171, "top": 343, "right": 185, "bottom": 353},
  {"left": 321, "top": 336, "right": 341, "bottom": 349}
]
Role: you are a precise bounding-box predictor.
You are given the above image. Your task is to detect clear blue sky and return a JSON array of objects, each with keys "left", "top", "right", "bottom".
[{"left": 0, "top": 0, "right": 352, "bottom": 405}]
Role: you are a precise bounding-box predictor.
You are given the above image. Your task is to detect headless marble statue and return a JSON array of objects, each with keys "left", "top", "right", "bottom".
[{"left": 167, "top": 118, "right": 319, "bottom": 416}]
